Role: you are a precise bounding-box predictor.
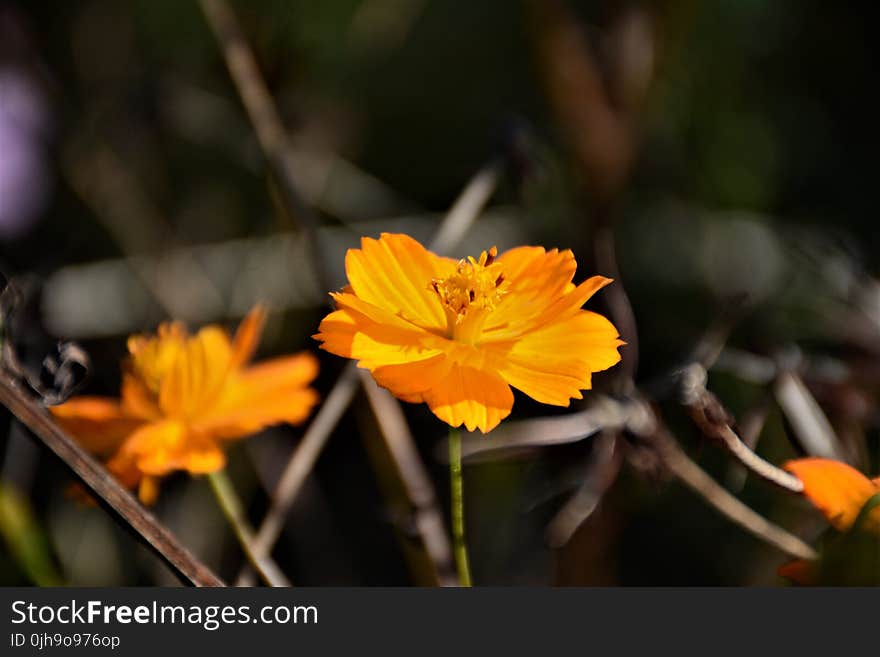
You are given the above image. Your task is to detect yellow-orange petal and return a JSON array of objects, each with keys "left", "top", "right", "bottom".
[
  {"left": 497, "top": 246, "right": 577, "bottom": 298},
  {"left": 201, "top": 389, "right": 320, "bottom": 441},
  {"left": 536, "top": 275, "right": 614, "bottom": 327},
  {"left": 159, "top": 325, "right": 232, "bottom": 418},
  {"left": 198, "top": 352, "right": 320, "bottom": 440},
  {"left": 230, "top": 304, "right": 268, "bottom": 369},
  {"left": 329, "top": 291, "right": 435, "bottom": 336},
  {"left": 120, "top": 373, "right": 161, "bottom": 420},
  {"left": 371, "top": 353, "right": 452, "bottom": 398},
  {"left": 485, "top": 247, "right": 580, "bottom": 334},
  {"left": 105, "top": 451, "right": 146, "bottom": 491},
  {"left": 315, "top": 306, "right": 444, "bottom": 370},
  {"left": 482, "top": 273, "right": 614, "bottom": 343},
  {"left": 127, "top": 321, "right": 187, "bottom": 393},
  {"left": 120, "top": 420, "right": 187, "bottom": 476},
  {"left": 50, "top": 398, "right": 144, "bottom": 457},
  {"left": 137, "top": 476, "right": 160, "bottom": 505},
  {"left": 236, "top": 351, "right": 319, "bottom": 391},
  {"left": 488, "top": 310, "right": 623, "bottom": 406},
  {"left": 180, "top": 440, "right": 226, "bottom": 474},
  {"left": 783, "top": 458, "right": 879, "bottom": 532},
  {"left": 422, "top": 362, "right": 513, "bottom": 433},
  {"left": 122, "top": 423, "right": 226, "bottom": 476},
  {"left": 345, "top": 233, "right": 450, "bottom": 331}
]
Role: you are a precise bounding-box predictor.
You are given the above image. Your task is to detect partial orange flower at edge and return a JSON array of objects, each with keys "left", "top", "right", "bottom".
[
  {"left": 778, "top": 458, "right": 880, "bottom": 585},
  {"left": 783, "top": 458, "right": 880, "bottom": 534},
  {"left": 51, "top": 306, "right": 319, "bottom": 504},
  {"left": 314, "top": 232, "right": 624, "bottom": 433}
]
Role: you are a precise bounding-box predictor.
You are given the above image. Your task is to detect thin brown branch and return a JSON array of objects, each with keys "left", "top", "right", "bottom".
[
  {"left": 198, "top": 0, "right": 328, "bottom": 287},
  {"left": 679, "top": 364, "right": 804, "bottom": 493},
  {"left": 0, "top": 374, "right": 224, "bottom": 587},
  {"left": 593, "top": 224, "right": 639, "bottom": 384}
]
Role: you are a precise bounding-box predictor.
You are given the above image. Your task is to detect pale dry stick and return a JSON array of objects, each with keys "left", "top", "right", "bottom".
[
  {"left": 456, "top": 393, "right": 817, "bottom": 561},
  {"left": 458, "top": 395, "right": 645, "bottom": 460},
  {"left": 428, "top": 160, "right": 502, "bottom": 256},
  {"left": 679, "top": 364, "right": 804, "bottom": 493},
  {"left": 234, "top": 365, "right": 360, "bottom": 586},
  {"left": 774, "top": 370, "right": 843, "bottom": 460},
  {"left": 361, "top": 376, "right": 458, "bottom": 586},
  {"left": 0, "top": 374, "right": 225, "bottom": 586},
  {"left": 545, "top": 431, "right": 622, "bottom": 547},
  {"left": 726, "top": 399, "right": 771, "bottom": 492},
  {"left": 651, "top": 424, "right": 818, "bottom": 561}
]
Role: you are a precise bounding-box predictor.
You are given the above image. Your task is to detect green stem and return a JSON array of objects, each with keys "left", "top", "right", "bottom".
[
  {"left": 449, "top": 428, "right": 472, "bottom": 586},
  {"left": 206, "top": 470, "right": 289, "bottom": 587}
]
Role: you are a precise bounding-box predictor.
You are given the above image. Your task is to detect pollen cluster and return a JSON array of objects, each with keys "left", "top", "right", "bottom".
[{"left": 430, "top": 247, "right": 508, "bottom": 317}]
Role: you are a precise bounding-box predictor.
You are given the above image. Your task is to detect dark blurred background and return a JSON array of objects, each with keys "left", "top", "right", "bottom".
[{"left": 1, "top": 0, "right": 877, "bottom": 585}]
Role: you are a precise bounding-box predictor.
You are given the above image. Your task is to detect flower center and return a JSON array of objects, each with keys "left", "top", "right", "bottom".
[{"left": 430, "top": 247, "right": 508, "bottom": 341}]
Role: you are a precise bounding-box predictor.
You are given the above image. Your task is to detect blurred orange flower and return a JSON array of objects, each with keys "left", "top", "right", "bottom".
[
  {"left": 314, "top": 233, "right": 623, "bottom": 433},
  {"left": 52, "top": 306, "right": 319, "bottom": 504},
  {"left": 783, "top": 458, "right": 880, "bottom": 533}
]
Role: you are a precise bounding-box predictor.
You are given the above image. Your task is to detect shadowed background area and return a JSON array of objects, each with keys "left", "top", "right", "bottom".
[{"left": 1, "top": 0, "right": 877, "bottom": 585}]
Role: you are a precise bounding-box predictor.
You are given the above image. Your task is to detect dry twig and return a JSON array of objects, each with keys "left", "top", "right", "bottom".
[
  {"left": 679, "top": 364, "right": 804, "bottom": 493},
  {"left": 648, "top": 422, "right": 817, "bottom": 561},
  {"left": 361, "top": 376, "right": 458, "bottom": 586},
  {"left": 234, "top": 365, "right": 360, "bottom": 586},
  {"left": 460, "top": 392, "right": 817, "bottom": 561}
]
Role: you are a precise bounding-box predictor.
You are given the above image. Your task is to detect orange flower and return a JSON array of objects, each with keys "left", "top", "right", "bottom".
[
  {"left": 314, "top": 233, "right": 623, "bottom": 432},
  {"left": 52, "top": 306, "right": 319, "bottom": 504},
  {"left": 783, "top": 458, "right": 880, "bottom": 534}
]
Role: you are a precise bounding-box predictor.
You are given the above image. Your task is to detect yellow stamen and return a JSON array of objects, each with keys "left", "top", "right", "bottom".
[
  {"left": 431, "top": 247, "right": 507, "bottom": 315},
  {"left": 430, "top": 247, "right": 508, "bottom": 341}
]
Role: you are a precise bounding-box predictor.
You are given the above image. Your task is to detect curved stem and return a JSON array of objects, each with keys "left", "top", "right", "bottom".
[{"left": 449, "top": 428, "right": 472, "bottom": 586}]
